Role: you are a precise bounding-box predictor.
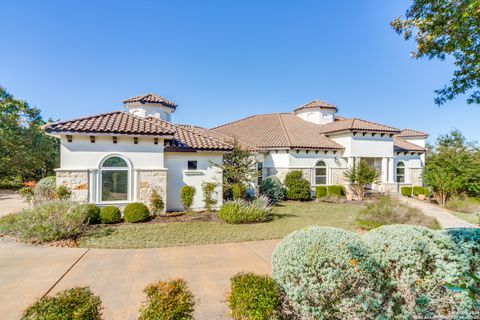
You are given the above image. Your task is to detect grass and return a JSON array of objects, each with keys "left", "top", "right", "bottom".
[
  {"left": 449, "top": 210, "right": 479, "bottom": 225},
  {"left": 445, "top": 196, "right": 480, "bottom": 226},
  {"left": 78, "top": 201, "right": 360, "bottom": 248}
]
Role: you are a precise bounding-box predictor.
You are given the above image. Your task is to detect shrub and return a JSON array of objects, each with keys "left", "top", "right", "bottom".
[
  {"left": 443, "top": 228, "right": 480, "bottom": 277},
  {"left": 228, "top": 272, "right": 281, "bottom": 320},
  {"left": 355, "top": 196, "right": 440, "bottom": 230},
  {"left": 259, "top": 176, "right": 285, "bottom": 204},
  {"left": 231, "top": 183, "right": 247, "bottom": 200},
  {"left": 285, "top": 179, "right": 311, "bottom": 201},
  {"left": 180, "top": 185, "right": 196, "bottom": 211},
  {"left": 344, "top": 159, "right": 380, "bottom": 201},
  {"left": 284, "top": 170, "right": 303, "bottom": 186},
  {"left": 150, "top": 190, "right": 164, "bottom": 215},
  {"left": 202, "top": 182, "right": 218, "bottom": 211},
  {"left": 77, "top": 203, "right": 100, "bottom": 224},
  {"left": 315, "top": 186, "right": 327, "bottom": 198},
  {"left": 400, "top": 186, "right": 412, "bottom": 197},
  {"left": 18, "top": 186, "right": 35, "bottom": 204},
  {"left": 327, "top": 185, "right": 345, "bottom": 196},
  {"left": 22, "top": 287, "right": 102, "bottom": 320},
  {"left": 272, "top": 227, "right": 388, "bottom": 319},
  {"left": 0, "top": 201, "right": 87, "bottom": 243},
  {"left": 55, "top": 185, "right": 72, "bottom": 200},
  {"left": 412, "top": 186, "right": 425, "bottom": 196},
  {"left": 124, "top": 202, "right": 150, "bottom": 223},
  {"left": 219, "top": 196, "right": 271, "bottom": 224},
  {"left": 138, "top": 279, "right": 195, "bottom": 320},
  {"left": 100, "top": 206, "right": 121, "bottom": 224},
  {"left": 363, "top": 225, "right": 467, "bottom": 318},
  {"left": 34, "top": 176, "right": 57, "bottom": 202}
]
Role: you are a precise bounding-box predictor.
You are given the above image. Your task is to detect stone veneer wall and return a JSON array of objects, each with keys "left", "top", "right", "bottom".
[
  {"left": 410, "top": 168, "right": 424, "bottom": 186},
  {"left": 331, "top": 168, "right": 347, "bottom": 185},
  {"left": 56, "top": 170, "right": 89, "bottom": 202},
  {"left": 138, "top": 170, "right": 167, "bottom": 211}
]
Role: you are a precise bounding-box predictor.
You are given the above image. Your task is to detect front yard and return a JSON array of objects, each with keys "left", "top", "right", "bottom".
[{"left": 78, "top": 201, "right": 360, "bottom": 248}]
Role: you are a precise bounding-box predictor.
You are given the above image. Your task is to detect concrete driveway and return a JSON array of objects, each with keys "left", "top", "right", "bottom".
[
  {"left": 0, "top": 190, "right": 24, "bottom": 217},
  {"left": 0, "top": 238, "right": 278, "bottom": 320}
]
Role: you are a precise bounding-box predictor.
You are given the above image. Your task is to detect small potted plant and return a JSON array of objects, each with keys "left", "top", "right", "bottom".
[{"left": 417, "top": 193, "right": 425, "bottom": 201}]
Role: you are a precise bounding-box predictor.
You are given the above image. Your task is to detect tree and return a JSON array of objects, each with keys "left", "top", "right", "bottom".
[
  {"left": 0, "top": 86, "right": 59, "bottom": 182},
  {"left": 392, "top": 0, "right": 480, "bottom": 105},
  {"left": 344, "top": 159, "right": 380, "bottom": 201},
  {"left": 212, "top": 138, "right": 257, "bottom": 200},
  {"left": 424, "top": 129, "right": 480, "bottom": 205}
]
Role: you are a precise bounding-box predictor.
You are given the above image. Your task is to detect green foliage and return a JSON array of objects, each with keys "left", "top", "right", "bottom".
[
  {"left": 363, "top": 225, "right": 467, "bottom": 318},
  {"left": 401, "top": 186, "right": 412, "bottom": 197},
  {"left": 444, "top": 228, "right": 480, "bottom": 277},
  {"left": 55, "top": 185, "right": 72, "bottom": 200},
  {"left": 202, "top": 182, "right": 218, "bottom": 212},
  {"left": 355, "top": 196, "right": 440, "bottom": 230},
  {"left": 22, "top": 287, "right": 103, "bottom": 320},
  {"left": 18, "top": 186, "right": 35, "bottom": 203},
  {"left": 391, "top": 0, "right": 480, "bottom": 105},
  {"left": 34, "top": 176, "right": 57, "bottom": 202},
  {"left": 327, "top": 185, "right": 345, "bottom": 196},
  {"left": 0, "top": 86, "right": 59, "bottom": 182},
  {"left": 315, "top": 186, "right": 327, "bottom": 198},
  {"left": 180, "top": 185, "right": 196, "bottom": 211},
  {"left": 0, "top": 178, "right": 23, "bottom": 190},
  {"left": 446, "top": 196, "right": 480, "bottom": 214},
  {"left": 228, "top": 272, "right": 281, "bottom": 320},
  {"left": 344, "top": 159, "right": 380, "bottom": 201},
  {"left": 138, "top": 279, "right": 195, "bottom": 320},
  {"left": 0, "top": 200, "right": 87, "bottom": 243},
  {"left": 446, "top": 272, "right": 480, "bottom": 309},
  {"left": 259, "top": 176, "right": 285, "bottom": 204},
  {"left": 424, "top": 130, "right": 480, "bottom": 206},
  {"left": 100, "top": 206, "right": 121, "bottom": 224},
  {"left": 272, "top": 227, "right": 388, "bottom": 319},
  {"left": 212, "top": 138, "right": 257, "bottom": 200},
  {"left": 284, "top": 171, "right": 311, "bottom": 201},
  {"left": 149, "top": 190, "right": 164, "bottom": 215},
  {"left": 219, "top": 196, "right": 271, "bottom": 224},
  {"left": 123, "top": 202, "right": 150, "bottom": 223},
  {"left": 77, "top": 204, "right": 100, "bottom": 225},
  {"left": 412, "top": 186, "right": 425, "bottom": 196},
  {"left": 424, "top": 187, "right": 430, "bottom": 197},
  {"left": 231, "top": 183, "right": 247, "bottom": 200}
]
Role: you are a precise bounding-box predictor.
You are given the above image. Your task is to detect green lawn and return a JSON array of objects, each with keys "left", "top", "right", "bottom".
[
  {"left": 449, "top": 210, "right": 479, "bottom": 226},
  {"left": 78, "top": 201, "right": 360, "bottom": 248}
]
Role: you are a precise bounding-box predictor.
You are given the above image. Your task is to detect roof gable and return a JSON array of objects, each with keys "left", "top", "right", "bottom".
[
  {"left": 293, "top": 100, "right": 337, "bottom": 112},
  {"left": 123, "top": 93, "right": 177, "bottom": 109},
  {"left": 398, "top": 128, "right": 428, "bottom": 138}
]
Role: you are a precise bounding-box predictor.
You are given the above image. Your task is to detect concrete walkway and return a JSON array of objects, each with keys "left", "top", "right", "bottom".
[
  {"left": 0, "top": 238, "right": 278, "bottom": 320},
  {"left": 399, "top": 196, "right": 476, "bottom": 228},
  {"left": 0, "top": 190, "right": 24, "bottom": 217}
]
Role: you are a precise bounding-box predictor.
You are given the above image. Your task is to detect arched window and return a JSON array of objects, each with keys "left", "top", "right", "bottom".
[
  {"left": 315, "top": 160, "right": 327, "bottom": 185},
  {"left": 100, "top": 156, "right": 129, "bottom": 201},
  {"left": 396, "top": 161, "right": 405, "bottom": 183}
]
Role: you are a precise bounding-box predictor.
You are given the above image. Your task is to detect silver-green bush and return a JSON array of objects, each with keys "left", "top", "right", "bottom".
[
  {"left": 219, "top": 196, "right": 271, "bottom": 224},
  {"left": 34, "top": 176, "right": 57, "bottom": 202},
  {"left": 363, "top": 225, "right": 468, "bottom": 318},
  {"left": 272, "top": 227, "right": 390, "bottom": 319}
]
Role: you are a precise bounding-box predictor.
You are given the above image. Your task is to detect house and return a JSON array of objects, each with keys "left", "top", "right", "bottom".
[{"left": 45, "top": 94, "right": 427, "bottom": 210}]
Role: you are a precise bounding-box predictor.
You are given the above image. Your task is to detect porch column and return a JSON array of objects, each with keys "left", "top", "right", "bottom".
[
  {"left": 381, "top": 157, "right": 388, "bottom": 183},
  {"left": 388, "top": 157, "right": 395, "bottom": 182}
]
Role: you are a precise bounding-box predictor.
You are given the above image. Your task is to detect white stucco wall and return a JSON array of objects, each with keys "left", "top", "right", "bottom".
[
  {"left": 60, "top": 135, "right": 166, "bottom": 169},
  {"left": 330, "top": 133, "right": 394, "bottom": 158},
  {"left": 164, "top": 152, "right": 224, "bottom": 211},
  {"left": 124, "top": 102, "right": 174, "bottom": 121},
  {"left": 295, "top": 108, "right": 335, "bottom": 124},
  {"left": 394, "top": 155, "right": 424, "bottom": 184}
]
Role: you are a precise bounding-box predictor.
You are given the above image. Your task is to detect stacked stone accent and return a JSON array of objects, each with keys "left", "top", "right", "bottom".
[
  {"left": 410, "top": 168, "right": 424, "bottom": 186},
  {"left": 56, "top": 170, "right": 89, "bottom": 202},
  {"left": 331, "top": 168, "right": 347, "bottom": 185},
  {"left": 138, "top": 170, "right": 167, "bottom": 210}
]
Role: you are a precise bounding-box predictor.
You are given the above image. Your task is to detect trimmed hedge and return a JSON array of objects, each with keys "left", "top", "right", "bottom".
[
  {"left": 138, "top": 279, "right": 195, "bottom": 320},
  {"left": 315, "top": 186, "right": 327, "bottom": 198},
  {"left": 259, "top": 176, "right": 285, "bottom": 204},
  {"left": 400, "top": 186, "right": 412, "bottom": 197},
  {"left": 228, "top": 272, "right": 281, "bottom": 320},
  {"left": 424, "top": 187, "right": 430, "bottom": 197},
  {"left": 272, "top": 227, "right": 388, "bottom": 319},
  {"left": 22, "top": 287, "right": 102, "bottom": 320},
  {"left": 77, "top": 204, "right": 101, "bottom": 225},
  {"left": 412, "top": 186, "right": 425, "bottom": 196},
  {"left": 327, "top": 185, "right": 345, "bottom": 196},
  {"left": 124, "top": 202, "right": 150, "bottom": 223},
  {"left": 100, "top": 206, "right": 121, "bottom": 224}
]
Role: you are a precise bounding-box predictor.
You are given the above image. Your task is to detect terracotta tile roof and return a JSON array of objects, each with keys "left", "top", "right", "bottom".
[
  {"left": 123, "top": 93, "right": 177, "bottom": 109},
  {"left": 178, "top": 125, "right": 256, "bottom": 151},
  {"left": 44, "top": 111, "right": 176, "bottom": 136},
  {"left": 393, "top": 136, "right": 426, "bottom": 153},
  {"left": 398, "top": 128, "right": 428, "bottom": 138},
  {"left": 318, "top": 117, "right": 401, "bottom": 134},
  {"left": 146, "top": 117, "right": 232, "bottom": 151},
  {"left": 293, "top": 100, "right": 337, "bottom": 112},
  {"left": 212, "top": 113, "right": 343, "bottom": 150}
]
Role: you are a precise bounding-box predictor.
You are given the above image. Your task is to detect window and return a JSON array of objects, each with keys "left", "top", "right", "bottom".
[
  {"left": 396, "top": 161, "right": 405, "bottom": 183},
  {"left": 101, "top": 156, "right": 129, "bottom": 201},
  {"left": 315, "top": 160, "right": 327, "bottom": 185},
  {"left": 188, "top": 160, "right": 198, "bottom": 170},
  {"left": 257, "top": 162, "right": 263, "bottom": 185}
]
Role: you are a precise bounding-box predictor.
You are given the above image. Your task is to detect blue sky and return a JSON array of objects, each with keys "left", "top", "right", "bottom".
[{"left": 1, "top": 0, "right": 479, "bottom": 142}]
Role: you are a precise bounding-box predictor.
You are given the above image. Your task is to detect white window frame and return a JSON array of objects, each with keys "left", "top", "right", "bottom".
[
  {"left": 396, "top": 161, "right": 405, "bottom": 183},
  {"left": 97, "top": 154, "right": 132, "bottom": 204},
  {"left": 314, "top": 160, "right": 328, "bottom": 186}
]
